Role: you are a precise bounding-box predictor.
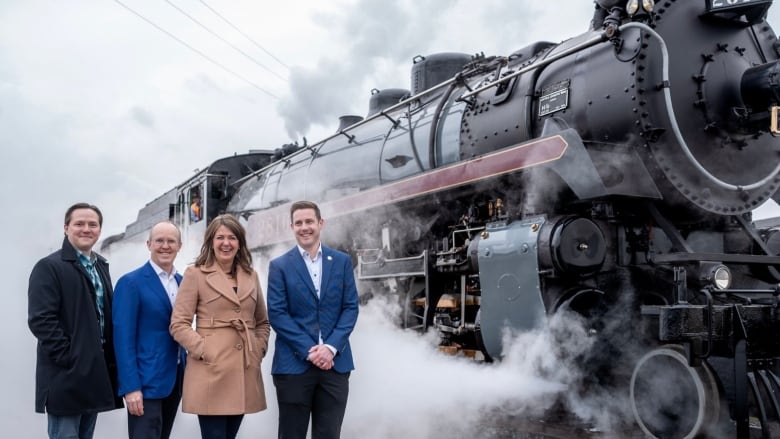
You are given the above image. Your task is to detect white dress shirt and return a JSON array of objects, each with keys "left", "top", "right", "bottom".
[
  {"left": 149, "top": 260, "right": 178, "bottom": 306},
  {"left": 298, "top": 244, "right": 322, "bottom": 298},
  {"left": 297, "top": 244, "right": 336, "bottom": 355}
]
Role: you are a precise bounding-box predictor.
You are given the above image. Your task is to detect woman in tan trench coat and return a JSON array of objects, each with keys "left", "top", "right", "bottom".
[{"left": 170, "top": 214, "right": 270, "bottom": 439}]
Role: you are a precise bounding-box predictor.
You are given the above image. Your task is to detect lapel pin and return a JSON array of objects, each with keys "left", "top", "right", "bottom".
[{"left": 327, "top": 255, "right": 332, "bottom": 261}]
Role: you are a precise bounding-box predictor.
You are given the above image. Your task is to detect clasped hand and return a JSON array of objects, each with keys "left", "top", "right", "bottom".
[{"left": 308, "top": 344, "right": 334, "bottom": 370}]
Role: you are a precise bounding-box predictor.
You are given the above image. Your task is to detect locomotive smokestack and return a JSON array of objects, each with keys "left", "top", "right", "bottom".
[{"left": 740, "top": 60, "right": 780, "bottom": 112}]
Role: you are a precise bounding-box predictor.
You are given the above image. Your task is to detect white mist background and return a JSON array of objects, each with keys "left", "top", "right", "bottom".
[{"left": 4, "top": 1, "right": 780, "bottom": 437}]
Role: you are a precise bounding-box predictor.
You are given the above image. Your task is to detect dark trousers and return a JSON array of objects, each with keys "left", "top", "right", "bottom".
[
  {"left": 273, "top": 367, "right": 350, "bottom": 439},
  {"left": 127, "top": 365, "right": 183, "bottom": 439},
  {"left": 197, "top": 414, "right": 244, "bottom": 439}
]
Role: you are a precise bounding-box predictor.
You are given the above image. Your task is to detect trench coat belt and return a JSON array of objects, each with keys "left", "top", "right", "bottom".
[{"left": 197, "top": 318, "right": 257, "bottom": 368}]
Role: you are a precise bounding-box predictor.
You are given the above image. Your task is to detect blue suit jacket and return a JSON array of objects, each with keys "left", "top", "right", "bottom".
[
  {"left": 113, "top": 262, "right": 183, "bottom": 399},
  {"left": 268, "top": 245, "right": 359, "bottom": 374}
]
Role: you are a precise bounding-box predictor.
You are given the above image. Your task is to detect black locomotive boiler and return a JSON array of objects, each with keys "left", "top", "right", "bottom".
[{"left": 105, "top": 1, "right": 780, "bottom": 437}]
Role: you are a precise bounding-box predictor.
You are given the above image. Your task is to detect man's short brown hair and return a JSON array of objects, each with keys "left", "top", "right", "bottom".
[
  {"left": 290, "top": 201, "right": 321, "bottom": 223},
  {"left": 64, "top": 203, "right": 103, "bottom": 226}
]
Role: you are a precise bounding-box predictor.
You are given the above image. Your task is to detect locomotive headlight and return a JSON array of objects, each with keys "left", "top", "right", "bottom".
[
  {"left": 712, "top": 266, "right": 731, "bottom": 290},
  {"left": 700, "top": 264, "right": 732, "bottom": 290},
  {"left": 626, "top": 0, "right": 653, "bottom": 16},
  {"left": 626, "top": 0, "right": 640, "bottom": 15}
]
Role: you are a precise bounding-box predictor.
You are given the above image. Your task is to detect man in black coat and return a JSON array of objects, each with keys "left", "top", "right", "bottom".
[{"left": 28, "top": 203, "right": 123, "bottom": 439}]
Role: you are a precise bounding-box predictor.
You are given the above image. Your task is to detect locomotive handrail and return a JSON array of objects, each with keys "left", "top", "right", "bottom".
[
  {"left": 459, "top": 32, "right": 609, "bottom": 100},
  {"left": 234, "top": 23, "right": 780, "bottom": 194},
  {"left": 231, "top": 77, "right": 460, "bottom": 188},
  {"left": 233, "top": 36, "right": 611, "bottom": 189},
  {"left": 460, "top": 22, "right": 780, "bottom": 194},
  {"left": 626, "top": 22, "right": 780, "bottom": 192}
]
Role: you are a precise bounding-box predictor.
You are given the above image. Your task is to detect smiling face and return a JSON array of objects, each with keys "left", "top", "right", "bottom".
[
  {"left": 291, "top": 207, "right": 324, "bottom": 253},
  {"left": 212, "top": 224, "right": 239, "bottom": 268},
  {"left": 147, "top": 222, "right": 181, "bottom": 273},
  {"left": 64, "top": 208, "right": 101, "bottom": 254}
]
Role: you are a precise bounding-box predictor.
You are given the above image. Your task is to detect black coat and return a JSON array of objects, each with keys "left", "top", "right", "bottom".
[{"left": 28, "top": 237, "right": 123, "bottom": 415}]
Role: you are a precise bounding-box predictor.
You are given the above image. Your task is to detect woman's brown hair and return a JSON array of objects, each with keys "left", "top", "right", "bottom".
[{"left": 194, "top": 214, "right": 253, "bottom": 273}]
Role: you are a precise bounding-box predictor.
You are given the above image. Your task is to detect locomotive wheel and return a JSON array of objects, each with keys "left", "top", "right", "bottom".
[{"left": 630, "top": 345, "right": 720, "bottom": 439}]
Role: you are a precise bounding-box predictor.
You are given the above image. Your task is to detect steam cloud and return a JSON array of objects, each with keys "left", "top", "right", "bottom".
[{"left": 85, "top": 237, "right": 628, "bottom": 439}]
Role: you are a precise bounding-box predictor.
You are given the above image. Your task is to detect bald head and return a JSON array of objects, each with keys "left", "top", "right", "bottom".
[
  {"left": 148, "top": 222, "right": 181, "bottom": 242},
  {"left": 146, "top": 221, "right": 182, "bottom": 273}
]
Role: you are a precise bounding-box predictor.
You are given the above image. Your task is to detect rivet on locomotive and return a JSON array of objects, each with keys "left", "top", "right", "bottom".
[{"left": 104, "top": 0, "right": 780, "bottom": 437}]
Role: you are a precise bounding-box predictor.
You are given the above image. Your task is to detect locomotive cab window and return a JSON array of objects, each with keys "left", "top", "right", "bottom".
[{"left": 189, "top": 186, "right": 203, "bottom": 223}]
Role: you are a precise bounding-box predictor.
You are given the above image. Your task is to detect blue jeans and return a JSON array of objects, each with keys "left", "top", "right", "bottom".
[{"left": 47, "top": 413, "right": 98, "bottom": 439}]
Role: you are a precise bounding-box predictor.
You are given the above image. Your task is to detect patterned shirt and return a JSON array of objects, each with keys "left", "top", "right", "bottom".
[{"left": 77, "top": 251, "right": 105, "bottom": 343}]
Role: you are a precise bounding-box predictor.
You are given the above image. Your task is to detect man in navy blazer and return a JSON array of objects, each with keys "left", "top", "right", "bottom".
[
  {"left": 113, "top": 221, "right": 185, "bottom": 439},
  {"left": 268, "top": 200, "right": 359, "bottom": 439}
]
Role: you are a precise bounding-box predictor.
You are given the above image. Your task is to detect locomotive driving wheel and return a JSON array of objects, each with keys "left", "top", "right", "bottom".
[{"left": 629, "top": 344, "right": 720, "bottom": 439}]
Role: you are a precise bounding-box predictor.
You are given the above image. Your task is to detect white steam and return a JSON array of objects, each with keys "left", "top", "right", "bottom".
[{"left": 96, "top": 238, "right": 631, "bottom": 438}]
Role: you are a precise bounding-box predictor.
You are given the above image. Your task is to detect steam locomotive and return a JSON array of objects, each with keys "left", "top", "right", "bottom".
[{"left": 105, "top": 0, "right": 780, "bottom": 437}]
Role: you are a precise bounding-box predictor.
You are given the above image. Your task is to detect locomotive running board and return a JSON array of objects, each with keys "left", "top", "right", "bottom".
[
  {"left": 357, "top": 251, "right": 426, "bottom": 279},
  {"left": 648, "top": 252, "right": 780, "bottom": 265},
  {"left": 244, "top": 131, "right": 578, "bottom": 250}
]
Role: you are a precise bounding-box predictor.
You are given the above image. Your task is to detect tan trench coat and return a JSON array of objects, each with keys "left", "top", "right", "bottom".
[{"left": 170, "top": 264, "right": 270, "bottom": 415}]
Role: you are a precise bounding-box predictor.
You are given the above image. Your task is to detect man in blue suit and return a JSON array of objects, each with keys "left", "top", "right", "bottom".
[
  {"left": 268, "top": 200, "right": 359, "bottom": 439},
  {"left": 113, "top": 221, "right": 184, "bottom": 439}
]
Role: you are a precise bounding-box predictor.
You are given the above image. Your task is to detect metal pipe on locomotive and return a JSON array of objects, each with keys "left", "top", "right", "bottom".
[{"left": 104, "top": 1, "right": 780, "bottom": 437}]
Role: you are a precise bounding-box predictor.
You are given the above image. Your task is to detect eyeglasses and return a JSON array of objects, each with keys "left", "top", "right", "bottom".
[{"left": 152, "top": 238, "right": 180, "bottom": 247}]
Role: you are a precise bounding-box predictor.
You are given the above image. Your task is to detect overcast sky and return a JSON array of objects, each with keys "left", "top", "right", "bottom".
[{"left": 4, "top": 1, "right": 780, "bottom": 437}]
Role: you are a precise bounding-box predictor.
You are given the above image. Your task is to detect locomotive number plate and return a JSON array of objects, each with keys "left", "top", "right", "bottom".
[
  {"left": 709, "top": 0, "right": 772, "bottom": 12},
  {"left": 538, "top": 87, "right": 569, "bottom": 117}
]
